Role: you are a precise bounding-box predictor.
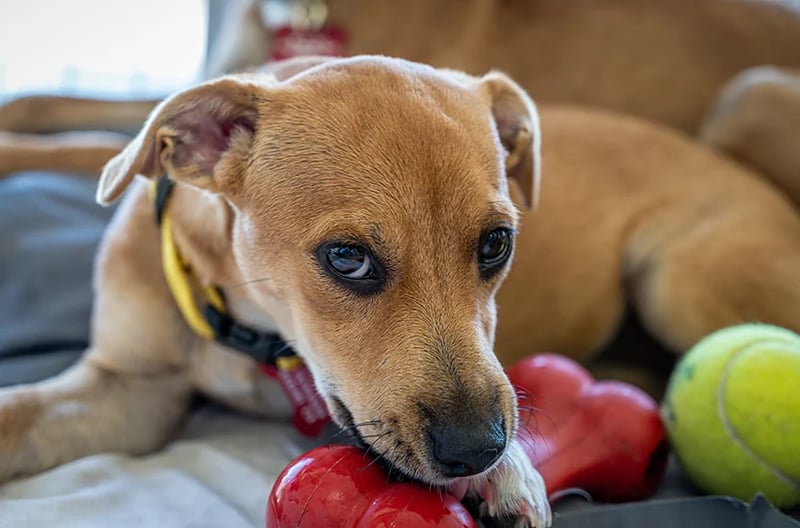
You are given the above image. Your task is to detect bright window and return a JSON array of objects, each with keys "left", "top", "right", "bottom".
[{"left": 0, "top": 0, "right": 208, "bottom": 99}]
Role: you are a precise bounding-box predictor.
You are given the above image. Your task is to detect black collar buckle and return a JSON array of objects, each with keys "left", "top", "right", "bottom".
[{"left": 203, "top": 304, "right": 293, "bottom": 366}]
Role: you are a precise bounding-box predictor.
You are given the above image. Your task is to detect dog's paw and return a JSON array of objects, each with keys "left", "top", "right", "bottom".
[{"left": 449, "top": 439, "right": 551, "bottom": 528}]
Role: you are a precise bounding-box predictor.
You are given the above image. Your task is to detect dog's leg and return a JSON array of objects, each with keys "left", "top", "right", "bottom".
[
  {"left": 0, "top": 187, "right": 195, "bottom": 483},
  {"left": 700, "top": 66, "right": 800, "bottom": 205},
  {"left": 452, "top": 438, "right": 551, "bottom": 528},
  {"left": 0, "top": 131, "right": 126, "bottom": 178},
  {"left": 0, "top": 95, "right": 158, "bottom": 134},
  {"left": 0, "top": 360, "right": 191, "bottom": 483},
  {"left": 0, "top": 95, "right": 150, "bottom": 178},
  {"left": 626, "top": 203, "right": 800, "bottom": 354}
]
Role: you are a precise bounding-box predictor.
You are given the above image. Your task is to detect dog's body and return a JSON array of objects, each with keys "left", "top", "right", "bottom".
[
  {"left": 499, "top": 105, "right": 800, "bottom": 360},
  {"left": 3, "top": 54, "right": 800, "bottom": 526},
  {"left": 210, "top": 0, "right": 800, "bottom": 133}
]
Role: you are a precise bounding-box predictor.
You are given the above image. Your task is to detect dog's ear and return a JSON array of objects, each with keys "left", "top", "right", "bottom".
[
  {"left": 97, "top": 76, "right": 267, "bottom": 205},
  {"left": 480, "top": 72, "right": 541, "bottom": 210}
]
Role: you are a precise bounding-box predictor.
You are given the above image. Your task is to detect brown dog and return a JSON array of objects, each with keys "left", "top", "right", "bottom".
[
  {"left": 0, "top": 56, "right": 552, "bottom": 527},
  {"left": 3, "top": 52, "right": 800, "bottom": 525}
]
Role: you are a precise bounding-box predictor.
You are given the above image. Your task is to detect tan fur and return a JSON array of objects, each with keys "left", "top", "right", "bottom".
[
  {"left": 0, "top": 96, "right": 159, "bottom": 134},
  {"left": 700, "top": 66, "right": 800, "bottom": 206},
  {"left": 200, "top": 0, "right": 800, "bottom": 134},
  {"left": 0, "top": 131, "right": 129, "bottom": 177},
  {"left": 496, "top": 106, "right": 800, "bottom": 361}
]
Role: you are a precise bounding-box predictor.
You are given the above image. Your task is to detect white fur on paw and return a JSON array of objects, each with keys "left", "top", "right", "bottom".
[{"left": 457, "top": 439, "right": 552, "bottom": 528}]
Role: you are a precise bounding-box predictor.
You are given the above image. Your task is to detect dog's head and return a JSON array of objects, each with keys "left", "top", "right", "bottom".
[{"left": 98, "top": 56, "right": 540, "bottom": 485}]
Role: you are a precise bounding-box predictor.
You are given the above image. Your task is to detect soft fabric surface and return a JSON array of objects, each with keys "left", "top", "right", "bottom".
[
  {"left": 0, "top": 172, "right": 115, "bottom": 355},
  {"left": 0, "top": 395, "right": 694, "bottom": 528},
  {"left": 0, "top": 406, "right": 309, "bottom": 528}
]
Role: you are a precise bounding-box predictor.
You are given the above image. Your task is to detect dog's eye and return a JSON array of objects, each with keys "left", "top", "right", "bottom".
[
  {"left": 316, "top": 242, "right": 386, "bottom": 295},
  {"left": 478, "top": 227, "right": 514, "bottom": 277},
  {"left": 326, "top": 245, "right": 374, "bottom": 279}
]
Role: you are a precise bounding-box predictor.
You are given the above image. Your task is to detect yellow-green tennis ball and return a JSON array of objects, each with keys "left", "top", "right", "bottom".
[{"left": 661, "top": 323, "right": 800, "bottom": 508}]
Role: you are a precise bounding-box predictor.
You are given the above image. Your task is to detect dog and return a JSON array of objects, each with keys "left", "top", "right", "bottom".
[
  {"left": 3, "top": 52, "right": 800, "bottom": 526},
  {"left": 0, "top": 55, "right": 552, "bottom": 527}
]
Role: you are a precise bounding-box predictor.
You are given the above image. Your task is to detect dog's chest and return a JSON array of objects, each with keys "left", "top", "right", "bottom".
[
  {"left": 189, "top": 297, "right": 295, "bottom": 418},
  {"left": 225, "top": 297, "right": 282, "bottom": 334}
]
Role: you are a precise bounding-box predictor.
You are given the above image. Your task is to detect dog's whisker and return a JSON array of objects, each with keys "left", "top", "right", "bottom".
[
  {"left": 354, "top": 419, "right": 382, "bottom": 427},
  {"left": 337, "top": 419, "right": 382, "bottom": 432},
  {"left": 513, "top": 386, "right": 559, "bottom": 433},
  {"left": 517, "top": 408, "right": 545, "bottom": 440},
  {"left": 515, "top": 422, "right": 553, "bottom": 459},
  {"left": 337, "top": 429, "right": 390, "bottom": 442},
  {"left": 516, "top": 404, "right": 542, "bottom": 420},
  {"left": 354, "top": 433, "right": 397, "bottom": 477},
  {"left": 514, "top": 386, "right": 535, "bottom": 401},
  {"left": 329, "top": 429, "right": 359, "bottom": 442},
  {"left": 518, "top": 405, "right": 557, "bottom": 432},
  {"left": 226, "top": 276, "right": 272, "bottom": 290},
  {"left": 274, "top": 342, "right": 297, "bottom": 356},
  {"left": 329, "top": 428, "right": 362, "bottom": 441},
  {"left": 517, "top": 408, "right": 535, "bottom": 429},
  {"left": 359, "top": 431, "right": 392, "bottom": 441},
  {"left": 329, "top": 419, "right": 384, "bottom": 441},
  {"left": 363, "top": 451, "right": 392, "bottom": 476}
]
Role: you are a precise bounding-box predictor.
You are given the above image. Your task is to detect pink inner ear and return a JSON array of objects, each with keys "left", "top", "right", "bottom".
[
  {"left": 170, "top": 109, "right": 256, "bottom": 173},
  {"left": 492, "top": 104, "right": 521, "bottom": 153}
]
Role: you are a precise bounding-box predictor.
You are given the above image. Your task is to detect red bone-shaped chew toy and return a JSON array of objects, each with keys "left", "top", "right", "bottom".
[
  {"left": 507, "top": 354, "right": 670, "bottom": 503},
  {"left": 267, "top": 444, "right": 476, "bottom": 527},
  {"left": 266, "top": 354, "right": 669, "bottom": 527}
]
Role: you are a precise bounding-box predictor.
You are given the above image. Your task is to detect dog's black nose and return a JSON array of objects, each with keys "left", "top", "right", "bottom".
[{"left": 428, "top": 417, "right": 506, "bottom": 478}]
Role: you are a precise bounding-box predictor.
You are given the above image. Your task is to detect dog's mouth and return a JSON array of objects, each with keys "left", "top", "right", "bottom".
[
  {"left": 329, "top": 396, "right": 428, "bottom": 485},
  {"left": 330, "top": 396, "right": 362, "bottom": 443},
  {"left": 329, "top": 396, "right": 502, "bottom": 487}
]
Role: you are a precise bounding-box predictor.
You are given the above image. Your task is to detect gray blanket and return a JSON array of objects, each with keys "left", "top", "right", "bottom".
[{"left": 0, "top": 172, "right": 114, "bottom": 370}]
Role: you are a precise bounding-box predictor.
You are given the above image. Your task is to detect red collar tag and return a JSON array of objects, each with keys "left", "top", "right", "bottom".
[
  {"left": 270, "top": 25, "right": 347, "bottom": 62},
  {"left": 261, "top": 362, "right": 331, "bottom": 437}
]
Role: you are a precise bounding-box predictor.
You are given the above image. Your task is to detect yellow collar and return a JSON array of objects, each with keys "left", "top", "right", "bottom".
[
  {"left": 149, "top": 179, "right": 225, "bottom": 340},
  {"left": 148, "top": 177, "right": 300, "bottom": 369},
  {"left": 149, "top": 177, "right": 331, "bottom": 436}
]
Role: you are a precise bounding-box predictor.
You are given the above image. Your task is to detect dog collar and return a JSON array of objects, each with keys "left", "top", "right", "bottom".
[{"left": 150, "top": 176, "right": 330, "bottom": 436}]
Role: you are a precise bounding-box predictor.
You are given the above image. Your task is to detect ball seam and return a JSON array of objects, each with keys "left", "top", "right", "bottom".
[{"left": 717, "top": 340, "right": 800, "bottom": 492}]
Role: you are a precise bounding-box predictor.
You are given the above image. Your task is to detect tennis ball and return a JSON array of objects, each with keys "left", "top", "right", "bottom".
[{"left": 661, "top": 323, "right": 800, "bottom": 508}]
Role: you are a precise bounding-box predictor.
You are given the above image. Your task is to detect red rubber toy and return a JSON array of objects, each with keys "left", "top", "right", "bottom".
[
  {"left": 506, "top": 353, "right": 670, "bottom": 503},
  {"left": 266, "top": 353, "right": 669, "bottom": 527},
  {"left": 266, "top": 444, "right": 476, "bottom": 527}
]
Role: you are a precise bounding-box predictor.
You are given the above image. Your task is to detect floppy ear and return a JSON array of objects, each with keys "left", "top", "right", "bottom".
[
  {"left": 480, "top": 72, "right": 541, "bottom": 210},
  {"left": 96, "top": 75, "right": 269, "bottom": 205}
]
